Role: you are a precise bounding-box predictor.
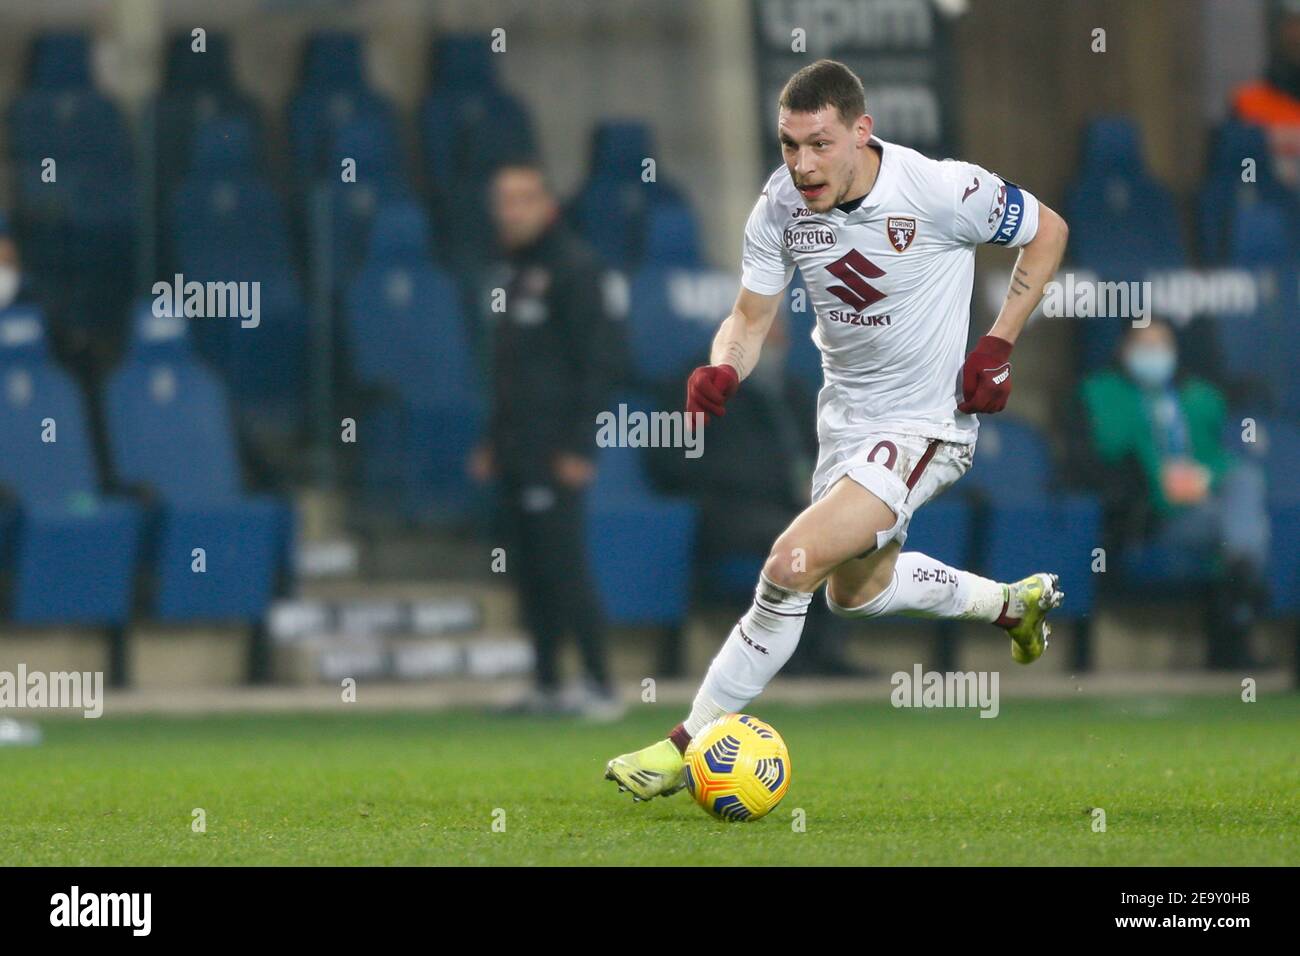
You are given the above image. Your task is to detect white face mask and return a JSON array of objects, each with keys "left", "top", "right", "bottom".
[{"left": 0, "top": 265, "right": 20, "bottom": 311}]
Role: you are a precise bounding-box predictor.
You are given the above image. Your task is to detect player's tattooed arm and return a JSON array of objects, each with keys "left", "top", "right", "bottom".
[
  {"left": 987, "top": 203, "right": 1068, "bottom": 344},
  {"left": 710, "top": 286, "right": 782, "bottom": 380},
  {"left": 1009, "top": 265, "right": 1033, "bottom": 297}
]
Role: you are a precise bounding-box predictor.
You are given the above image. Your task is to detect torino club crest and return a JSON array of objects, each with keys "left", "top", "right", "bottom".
[{"left": 887, "top": 216, "right": 916, "bottom": 252}]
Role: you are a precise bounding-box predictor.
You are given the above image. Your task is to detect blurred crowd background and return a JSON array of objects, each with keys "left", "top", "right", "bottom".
[{"left": 0, "top": 0, "right": 1296, "bottom": 703}]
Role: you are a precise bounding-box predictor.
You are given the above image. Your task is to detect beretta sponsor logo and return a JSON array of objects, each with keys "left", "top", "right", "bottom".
[{"left": 784, "top": 221, "right": 837, "bottom": 253}]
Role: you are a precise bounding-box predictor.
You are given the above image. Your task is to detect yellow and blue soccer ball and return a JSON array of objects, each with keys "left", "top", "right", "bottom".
[{"left": 682, "top": 714, "right": 791, "bottom": 822}]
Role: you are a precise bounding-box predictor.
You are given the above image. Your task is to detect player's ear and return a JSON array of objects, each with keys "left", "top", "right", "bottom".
[{"left": 856, "top": 113, "right": 873, "bottom": 147}]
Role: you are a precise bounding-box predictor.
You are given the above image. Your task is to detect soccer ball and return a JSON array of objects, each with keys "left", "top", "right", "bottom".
[{"left": 682, "top": 713, "right": 791, "bottom": 822}]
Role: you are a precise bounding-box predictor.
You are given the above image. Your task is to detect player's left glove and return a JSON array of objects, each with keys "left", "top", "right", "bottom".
[{"left": 957, "top": 335, "right": 1014, "bottom": 414}]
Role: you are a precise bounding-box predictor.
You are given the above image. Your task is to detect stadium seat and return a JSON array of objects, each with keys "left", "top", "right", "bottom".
[
  {"left": 7, "top": 33, "right": 136, "bottom": 344},
  {"left": 1199, "top": 120, "right": 1300, "bottom": 265},
  {"left": 167, "top": 119, "right": 307, "bottom": 440},
  {"left": 343, "top": 201, "right": 483, "bottom": 523},
  {"left": 171, "top": 117, "right": 296, "bottom": 280},
  {"left": 321, "top": 115, "right": 414, "bottom": 290},
  {"left": 0, "top": 308, "right": 141, "bottom": 624},
  {"left": 782, "top": 273, "right": 824, "bottom": 396},
  {"left": 964, "top": 417, "right": 1100, "bottom": 618},
  {"left": 1211, "top": 263, "right": 1294, "bottom": 414},
  {"left": 1065, "top": 118, "right": 1187, "bottom": 372},
  {"left": 103, "top": 306, "right": 292, "bottom": 621},
  {"left": 288, "top": 31, "right": 398, "bottom": 183},
  {"left": 421, "top": 34, "right": 537, "bottom": 270},
  {"left": 299, "top": 30, "right": 367, "bottom": 91},
  {"left": 26, "top": 32, "right": 93, "bottom": 90},
  {"left": 567, "top": 119, "right": 689, "bottom": 269},
  {"left": 643, "top": 203, "right": 704, "bottom": 268},
  {"left": 626, "top": 266, "right": 736, "bottom": 384},
  {"left": 147, "top": 31, "right": 265, "bottom": 237},
  {"left": 586, "top": 395, "right": 698, "bottom": 626},
  {"left": 1229, "top": 202, "right": 1297, "bottom": 268}
]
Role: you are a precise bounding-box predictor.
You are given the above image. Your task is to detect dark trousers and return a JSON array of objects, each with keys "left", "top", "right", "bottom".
[{"left": 499, "top": 475, "right": 610, "bottom": 692}]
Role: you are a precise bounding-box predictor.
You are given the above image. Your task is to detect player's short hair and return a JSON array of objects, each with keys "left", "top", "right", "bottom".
[{"left": 778, "top": 59, "right": 866, "bottom": 128}]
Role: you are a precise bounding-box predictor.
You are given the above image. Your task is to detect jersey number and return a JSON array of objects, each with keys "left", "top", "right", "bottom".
[{"left": 824, "top": 250, "right": 886, "bottom": 311}]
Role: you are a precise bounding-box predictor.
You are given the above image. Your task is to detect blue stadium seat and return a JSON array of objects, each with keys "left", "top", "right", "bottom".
[
  {"left": 420, "top": 35, "right": 537, "bottom": 269},
  {"left": 1211, "top": 263, "right": 1294, "bottom": 414},
  {"left": 965, "top": 417, "right": 1100, "bottom": 617},
  {"left": 322, "top": 115, "right": 414, "bottom": 289},
  {"left": 344, "top": 201, "right": 483, "bottom": 522},
  {"left": 27, "top": 32, "right": 92, "bottom": 90},
  {"left": 0, "top": 309, "right": 141, "bottom": 624},
  {"left": 626, "top": 266, "right": 736, "bottom": 384},
  {"left": 643, "top": 203, "right": 704, "bottom": 268},
  {"left": 103, "top": 306, "right": 292, "bottom": 621},
  {"left": 171, "top": 118, "right": 295, "bottom": 280},
  {"left": 1065, "top": 118, "right": 1186, "bottom": 300},
  {"left": 567, "top": 120, "right": 688, "bottom": 269},
  {"left": 167, "top": 118, "right": 306, "bottom": 437},
  {"left": 906, "top": 498, "right": 975, "bottom": 568},
  {"left": 1199, "top": 121, "right": 1300, "bottom": 264},
  {"left": 1228, "top": 202, "right": 1297, "bottom": 267},
  {"left": 288, "top": 32, "right": 398, "bottom": 183},
  {"left": 782, "top": 272, "right": 824, "bottom": 396},
  {"left": 7, "top": 33, "right": 136, "bottom": 337},
  {"left": 148, "top": 31, "right": 265, "bottom": 230},
  {"left": 586, "top": 400, "right": 698, "bottom": 625},
  {"left": 300, "top": 31, "right": 367, "bottom": 91}
]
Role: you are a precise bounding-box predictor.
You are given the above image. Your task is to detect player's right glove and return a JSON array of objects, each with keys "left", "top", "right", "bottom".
[{"left": 685, "top": 363, "right": 740, "bottom": 422}]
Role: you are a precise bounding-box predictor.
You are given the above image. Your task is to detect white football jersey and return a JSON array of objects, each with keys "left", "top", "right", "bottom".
[{"left": 741, "top": 136, "right": 1041, "bottom": 446}]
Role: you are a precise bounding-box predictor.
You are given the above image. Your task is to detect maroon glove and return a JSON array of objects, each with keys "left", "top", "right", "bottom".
[
  {"left": 686, "top": 364, "right": 740, "bottom": 421},
  {"left": 957, "top": 335, "right": 1014, "bottom": 414}
]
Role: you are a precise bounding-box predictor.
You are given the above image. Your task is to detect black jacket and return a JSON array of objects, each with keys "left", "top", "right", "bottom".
[{"left": 485, "top": 220, "right": 624, "bottom": 480}]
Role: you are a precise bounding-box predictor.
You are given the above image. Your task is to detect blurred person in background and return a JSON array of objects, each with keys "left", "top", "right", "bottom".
[
  {"left": 470, "top": 162, "right": 625, "bottom": 719},
  {"left": 645, "top": 314, "right": 867, "bottom": 677},
  {"left": 1232, "top": 0, "right": 1300, "bottom": 187},
  {"left": 1076, "top": 319, "right": 1270, "bottom": 669},
  {"left": 0, "top": 214, "right": 32, "bottom": 314}
]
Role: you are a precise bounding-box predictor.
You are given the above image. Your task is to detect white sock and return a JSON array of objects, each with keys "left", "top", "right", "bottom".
[
  {"left": 830, "top": 552, "right": 1007, "bottom": 622},
  {"left": 690, "top": 573, "right": 813, "bottom": 718}
]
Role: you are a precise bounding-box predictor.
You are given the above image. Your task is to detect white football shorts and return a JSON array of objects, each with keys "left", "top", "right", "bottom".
[{"left": 809, "top": 429, "right": 975, "bottom": 552}]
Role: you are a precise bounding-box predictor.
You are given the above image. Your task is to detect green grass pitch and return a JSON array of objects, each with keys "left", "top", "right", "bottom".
[{"left": 3, "top": 694, "right": 1297, "bottom": 865}]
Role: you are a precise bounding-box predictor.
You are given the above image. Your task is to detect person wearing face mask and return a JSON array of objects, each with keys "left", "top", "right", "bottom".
[{"left": 1076, "top": 319, "right": 1271, "bottom": 669}]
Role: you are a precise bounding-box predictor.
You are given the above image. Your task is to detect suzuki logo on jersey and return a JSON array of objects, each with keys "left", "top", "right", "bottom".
[
  {"left": 828, "top": 310, "right": 892, "bottom": 327},
  {"left": 825, "top": 249, "right": 886, "bottom": 311},
  {"left": 784, "top": 223, "right": 837, "bottom": 252},
  {"left": 886, "top": 216, "right": 916, "bottom": 252}
]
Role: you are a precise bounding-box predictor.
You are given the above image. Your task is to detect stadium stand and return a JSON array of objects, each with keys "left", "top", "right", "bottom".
[
  {"left": 342, "top": 199, "right": 483, "bottom": 524},
  {"left": 0, "top": 308, "right": 142, "bottom": 627},
  {"left": 421, "top": 34, "right": 537, "bottom": 273},
  {"left": 6, "top": 32, "right": 136, "bottom": 356},
  {"left": 103, "top": 305, "right": 293, "bottom": 635}
]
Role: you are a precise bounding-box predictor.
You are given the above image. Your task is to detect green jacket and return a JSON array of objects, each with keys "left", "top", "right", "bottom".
[{"left": 1079, "top": 370, "right": 1233, "bottom": 517}]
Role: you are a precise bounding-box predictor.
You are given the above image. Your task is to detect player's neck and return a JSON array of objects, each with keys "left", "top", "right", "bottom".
[{"left": 840, "top": 141, "right": 882, "bottom": 208}]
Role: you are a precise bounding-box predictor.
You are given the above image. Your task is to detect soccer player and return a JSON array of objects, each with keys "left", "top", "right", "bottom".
[{"left": 605, "top": 60, "right": 1070, "bottom": 800}]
